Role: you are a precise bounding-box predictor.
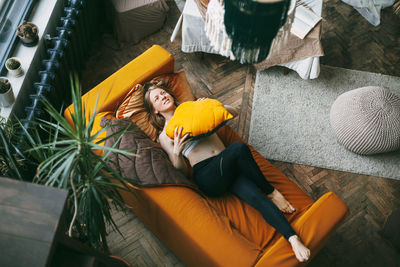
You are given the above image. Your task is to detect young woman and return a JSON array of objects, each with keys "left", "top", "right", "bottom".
[{"left": 143, "top": 80, "right": 310, "bottom": 262}]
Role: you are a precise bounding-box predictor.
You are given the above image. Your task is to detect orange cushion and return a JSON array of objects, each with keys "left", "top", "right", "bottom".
[
  {"left": 115, "top": 71, "right": 195, "bottom": 141},
  {"left": 165, "top": 99, "right": 233, "bottom": 139}
]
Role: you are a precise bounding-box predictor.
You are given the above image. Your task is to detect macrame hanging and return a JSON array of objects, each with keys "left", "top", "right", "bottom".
[
  {"left": 205, "top": 0, "right": 236, "bottom": 60},
  {"left": 224, "top": 0, "right": 291, "bottom": 64}
]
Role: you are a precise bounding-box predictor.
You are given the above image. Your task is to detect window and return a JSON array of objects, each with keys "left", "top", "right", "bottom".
[{"left": 0, "top": 0, "right": 36, "bottom": 75}]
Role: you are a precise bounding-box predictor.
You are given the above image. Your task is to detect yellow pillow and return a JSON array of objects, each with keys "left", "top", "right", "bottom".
[{"left": 166, "top": 99, "right": 233, "bottom": 139}]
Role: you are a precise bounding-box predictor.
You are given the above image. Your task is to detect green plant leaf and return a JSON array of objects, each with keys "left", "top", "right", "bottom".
[
  {"left": 0, "top": 127, "right": 22, "bottom": 179},
  {"left": 16, "top": 120, "right": 48, "bottom": 161},
  {"left": 84, "top": 95, "right": 100, "bottom": 139},
  {"left": 41, "top": 150, "right": 77, "bottom": 188}
]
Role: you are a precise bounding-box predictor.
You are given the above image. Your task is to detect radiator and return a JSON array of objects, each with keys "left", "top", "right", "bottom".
[{"left": 16, "top": 0, "right": 103, "bottom": 130}]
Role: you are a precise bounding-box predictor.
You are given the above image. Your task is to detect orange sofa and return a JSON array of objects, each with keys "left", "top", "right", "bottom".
[{"left": 65, "top": 45, "right": 349, "bottom": 267}]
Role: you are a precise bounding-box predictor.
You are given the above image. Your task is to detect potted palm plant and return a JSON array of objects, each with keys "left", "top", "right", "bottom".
[
  {"left": 1, "top": 73, "right": 136, "bottom": 253},
  {"left": 0, "top": 77, "right": 15, "bottom": 107},
  {"left": 5, "top": 57, "right": 23, "bottom": 77},
  {"left": 16, "top": 21, "right": 39, "bottom": 46}
]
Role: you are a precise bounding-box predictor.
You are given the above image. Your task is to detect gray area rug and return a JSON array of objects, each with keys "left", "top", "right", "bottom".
[{"left": 249, "top": 65, "right": 400, "bottom": 180}]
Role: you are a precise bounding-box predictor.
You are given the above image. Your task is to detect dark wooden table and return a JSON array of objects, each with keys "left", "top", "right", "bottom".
[
  {"left": 0, "top": 177, "right": 132, "bottom": 267},
  {"left": 0, "top": 177, "right": 68, "bottom": 267}
]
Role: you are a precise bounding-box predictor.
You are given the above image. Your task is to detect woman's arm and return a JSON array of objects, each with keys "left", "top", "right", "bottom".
[{"left": 159, "top": 127, "right": 189, "bottom": 176}]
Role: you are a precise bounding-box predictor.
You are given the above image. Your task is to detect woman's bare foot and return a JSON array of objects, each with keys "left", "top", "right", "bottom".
[
  {"left": 267, "top": 189, "right": 296, "bottom": 213},
  {"left": 288, "top": 235, "right": 310, "bottom": 262}
]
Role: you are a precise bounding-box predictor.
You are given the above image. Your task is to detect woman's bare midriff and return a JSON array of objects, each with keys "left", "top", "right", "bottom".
[{"left": 186, "top": 133, "right": 226, "bottom": 166}]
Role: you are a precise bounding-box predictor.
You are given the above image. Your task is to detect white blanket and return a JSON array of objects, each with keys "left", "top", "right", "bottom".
[{"left": 341, "top": 0, "right": 395, "bottom": 26}]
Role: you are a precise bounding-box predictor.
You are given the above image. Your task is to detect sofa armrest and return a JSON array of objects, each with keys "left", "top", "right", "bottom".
[
  {"left": 255, "top": 192, "right": 349, "bottom": 267},
  {"left": 64, "top": 45, "right": 174, "bottom": 127}
]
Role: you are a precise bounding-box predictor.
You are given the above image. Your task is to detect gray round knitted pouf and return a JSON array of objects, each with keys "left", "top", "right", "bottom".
[{"left": 330, "top": 86, "right": 400, "bottom": 155}]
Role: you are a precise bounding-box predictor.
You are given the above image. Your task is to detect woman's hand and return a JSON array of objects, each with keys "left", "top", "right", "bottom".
[{"left": 173, "top": 126, "right": 190, "bottom": 156}]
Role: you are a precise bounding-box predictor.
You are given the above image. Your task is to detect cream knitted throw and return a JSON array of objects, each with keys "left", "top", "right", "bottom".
[{"left": 204, "top": 0, "right": 235, "bottom": 60}]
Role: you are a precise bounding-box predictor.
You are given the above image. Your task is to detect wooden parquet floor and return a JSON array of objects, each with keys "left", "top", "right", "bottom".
[{"left": 82, "top": 0, "right": 400, "bottom": 266}]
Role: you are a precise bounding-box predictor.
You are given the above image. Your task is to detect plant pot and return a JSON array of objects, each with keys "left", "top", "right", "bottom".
[
  {"left": 5, "top": 57, "right": 24, "bottom": 77},
  {"left": 17, "top": 21, "right": 39, "bottom": 47},
  {"left": 20, "top": 34, "right": 39, "bottom": 46},
  {"left": 0, "top": 78, "right": 15, "bottom": 107}
]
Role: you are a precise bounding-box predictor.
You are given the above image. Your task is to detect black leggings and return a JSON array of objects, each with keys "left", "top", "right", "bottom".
[{"left": 193, "top": 141, "right": 296, "bottom": 240}]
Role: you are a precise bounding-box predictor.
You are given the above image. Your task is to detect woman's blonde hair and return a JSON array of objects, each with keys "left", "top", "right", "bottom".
[{"left": 143, "top": 80, "right": 178, "bottom": 135}]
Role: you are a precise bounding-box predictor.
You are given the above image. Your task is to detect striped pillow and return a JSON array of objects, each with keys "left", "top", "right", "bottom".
[{"left": 116, "top": 84, "right": 158, "bottom": 141}]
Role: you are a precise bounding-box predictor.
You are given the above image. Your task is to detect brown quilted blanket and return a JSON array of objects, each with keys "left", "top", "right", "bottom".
[{"left": 101, "top": 117, "right": 197, "bottom": 189}]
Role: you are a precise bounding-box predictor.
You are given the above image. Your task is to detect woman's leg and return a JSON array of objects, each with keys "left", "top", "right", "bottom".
[
  {"left": 193, "top": 141, "right": 267, "bottom": 197},
  {"left": 220, "top": 142, "right": 274, "bottom": 194},
  {"left": 230, "top": 175, "right": 296, "bottom": 239},
  {"left": 193, "top": 148, "right": 295, "bottom": 238},
  {"left": 193, "top": 155, "right": 235, "bottom": 197},
  {"left": 230, "top": 176, "right": 310, "bottom": 262},
  {"left": 221, "top": 141, "right": 295, "bottom": 213},
  {"left": 193, "top": 142, "right": 310, "bottom": 261}
]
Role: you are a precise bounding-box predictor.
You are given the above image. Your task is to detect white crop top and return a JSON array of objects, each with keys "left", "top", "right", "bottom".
[{"left": 182, "top": 138, "right": 200, "bottom": 157}]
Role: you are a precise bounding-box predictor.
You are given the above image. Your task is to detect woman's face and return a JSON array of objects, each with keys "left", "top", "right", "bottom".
[{"left": 149, "top": 88, "right": 175, "bottom": 114}]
